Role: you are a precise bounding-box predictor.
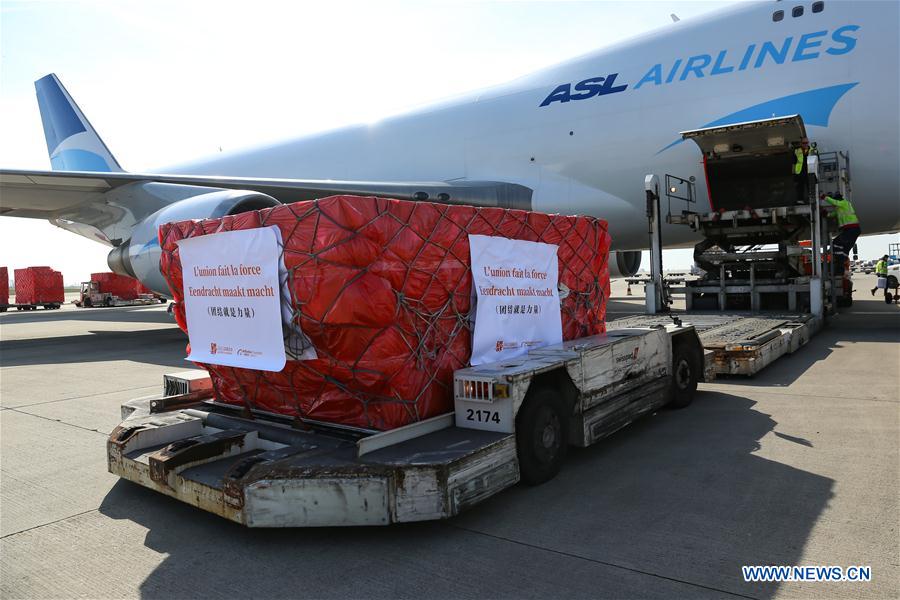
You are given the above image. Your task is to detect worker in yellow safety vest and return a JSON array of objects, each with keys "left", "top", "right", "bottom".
[
  {"left": 871, "top": 255, "right": 889, "bottom": 297},
  {"left": 820, "top": 192, "right": 861, "bottom": 275},
  {"left": 793, "top": 138, "right": 811, "bottom": 202}
]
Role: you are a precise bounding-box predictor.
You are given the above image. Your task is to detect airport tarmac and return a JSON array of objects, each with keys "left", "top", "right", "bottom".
[{"left": 1, "top": 276, "right": 898, "bottom": 599}]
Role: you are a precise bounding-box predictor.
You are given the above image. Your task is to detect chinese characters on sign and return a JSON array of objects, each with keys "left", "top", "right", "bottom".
[
  {"left": 206, "top": 305, "right": 256, "bottom": 319},
  {"left": 469, "top": 235, "right": 563, "bottom": 365}
]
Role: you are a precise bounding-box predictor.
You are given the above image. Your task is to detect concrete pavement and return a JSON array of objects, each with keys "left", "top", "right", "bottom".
[{"left": 1, "top": 278, "right": 897, "bottom": 599}]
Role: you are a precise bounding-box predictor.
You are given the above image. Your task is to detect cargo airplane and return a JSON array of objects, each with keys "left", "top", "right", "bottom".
[{"left": 1, "top": 0, "right": 897, "bottom": 295}]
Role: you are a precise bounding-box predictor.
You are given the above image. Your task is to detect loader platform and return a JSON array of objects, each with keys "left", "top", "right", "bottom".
[{"left": 608, "top": 313, "right": 819, "bottom": 376}]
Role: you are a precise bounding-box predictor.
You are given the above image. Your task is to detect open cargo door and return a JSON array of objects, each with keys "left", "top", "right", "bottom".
[{"left": 682, "top": 115, "right": 808, "bottom": 211}]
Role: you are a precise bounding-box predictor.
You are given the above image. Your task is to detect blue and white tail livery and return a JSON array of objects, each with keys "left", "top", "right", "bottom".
[{"left": 35, "top": 74, "right": 122, "bottom": 172}]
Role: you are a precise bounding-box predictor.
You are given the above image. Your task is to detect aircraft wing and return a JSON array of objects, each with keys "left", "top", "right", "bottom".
[{"left": 0, "top": 168, "right": 533, "bottom": 220}]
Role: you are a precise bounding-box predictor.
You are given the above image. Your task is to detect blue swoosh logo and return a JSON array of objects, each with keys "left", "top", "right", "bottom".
[
  {"left": 656, "top": 82, "right": 858, "bottom": 154},
  {"left": 50, "top": 149, "right": 114, "bottom": 171}
]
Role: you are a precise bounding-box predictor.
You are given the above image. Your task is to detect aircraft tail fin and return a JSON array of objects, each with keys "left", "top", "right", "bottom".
[{"left": 34, "top": 74, "right": 123, "bottom": 172}]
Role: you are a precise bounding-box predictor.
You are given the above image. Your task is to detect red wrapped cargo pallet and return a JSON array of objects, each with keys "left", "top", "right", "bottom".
[
  {"left": 14, "top": 266, "right": 64, "bottom": 305},
  {"left": 91, "top": 272, "right": 144, "bottom": 300},
  {"left": 1, "top": 267, "right": 8, "bottom": 306},
  {"left": 160, "top": 196, "right": 611, "bottom": 431}
]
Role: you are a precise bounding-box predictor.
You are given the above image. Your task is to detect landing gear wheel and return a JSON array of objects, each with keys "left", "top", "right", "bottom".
[
  {"left": 669, "top": 340, "right": 700, "bottom": 409},
  {"left": 515, "top": 384, "right": 569, "bottom": 485},
  {"left": 104, "top": 297, "right": 112, "bottom": 307},
  {"left": 83, "top": 298, "right": 92, "bottom": 308}
]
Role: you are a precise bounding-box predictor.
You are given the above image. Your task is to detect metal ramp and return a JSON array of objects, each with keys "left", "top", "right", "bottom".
[{"left": 608, "top": 313, "right": 819, "bottom": 376}]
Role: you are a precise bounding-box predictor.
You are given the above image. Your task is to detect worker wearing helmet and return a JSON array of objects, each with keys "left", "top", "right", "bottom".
[
  {"left": 820, "top": 192, "right": 861, "bottom": 274},
  {"left": 871, "top": 255, "right": 889, "bottom": 297}
]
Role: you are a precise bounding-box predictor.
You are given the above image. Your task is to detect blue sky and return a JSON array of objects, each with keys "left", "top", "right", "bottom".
[{"left": 1, "top": 0, "right": 895, "bottom": 283}]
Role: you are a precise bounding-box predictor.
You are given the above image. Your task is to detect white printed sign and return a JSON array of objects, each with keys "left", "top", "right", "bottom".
[
  {"left": 469, "top": 235, "right": 563, "bottom": 366},
  {"left": 178, "top": 226, "right": 287, "bottom": 371}
]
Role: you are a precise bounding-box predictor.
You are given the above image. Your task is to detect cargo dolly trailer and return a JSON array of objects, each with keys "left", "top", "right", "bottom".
[
  {"left": 0, "top": 301, "right": 62, "bottom": 311},
  {"left": 108, "top": 324, "right": 710, "bottom": 527}
]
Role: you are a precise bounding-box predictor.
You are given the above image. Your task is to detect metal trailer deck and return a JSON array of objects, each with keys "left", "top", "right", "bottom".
[
  {"left": 76, "top": 297, "right": 161, "bottom": 308},
  {"left": 108, "top": 325, "right": 709, "bottom": 527},
  {"left": 608, "top": 313, "right": 819, "bottom": 376},
  {"left": 109, "top": 402, "right": 516, "bottom": 527},
  {"left": 0, "top": 302, "right": 62, "bottom": 311}
]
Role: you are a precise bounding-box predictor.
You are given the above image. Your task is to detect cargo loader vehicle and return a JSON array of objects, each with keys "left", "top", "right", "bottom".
[
  {"left": 75, "top": 279, "right": 165, "bottom": 308},
  {"left": 108, "top": 323, "right": 711, "bottom": 527},
  {"left": 631, "top": 115, "right": 852, "bottom": 376}
]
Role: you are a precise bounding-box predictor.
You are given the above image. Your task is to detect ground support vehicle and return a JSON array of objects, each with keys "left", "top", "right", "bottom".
[
  {"left": 75, "top": 280, "right": 164, "bottom": 308},
  {"left": 108, "top": 324, "right": 709, "bottom": 527},
  {"left": 672, "top": 205, "right": 848, "bottom": 312},
  {"left": 661, "top": 116, "right": 853, "bottom": 315},
  {"left": 627, "top": 117, "right": 853, "bottom": 377}
]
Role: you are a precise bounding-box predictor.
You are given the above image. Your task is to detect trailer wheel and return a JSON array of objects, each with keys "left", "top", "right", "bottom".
[
  {"left": 669, "top": 339, "right": 700, "bottom": 409},
  {"left": 516, "top": 384, "right": 569, "bottom": 485}
]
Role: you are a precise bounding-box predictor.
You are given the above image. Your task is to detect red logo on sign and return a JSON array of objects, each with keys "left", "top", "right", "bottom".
[
  {"left": 495, "top": 340, "right": 504, "bottom": 352},
  {"left": 210, "top": 342, "right": 218, "bottom": 355}
]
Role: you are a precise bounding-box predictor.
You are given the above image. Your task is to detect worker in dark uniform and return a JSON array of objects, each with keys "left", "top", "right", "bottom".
[
  {"left": 871, "top": 255, "right": 889, "bottom": 297},
  {"left": 820, "top": 192, "right": 861, "bottom": 274},
  {"left": 793, "top": 138, "right": 811, "bottom": 203}
]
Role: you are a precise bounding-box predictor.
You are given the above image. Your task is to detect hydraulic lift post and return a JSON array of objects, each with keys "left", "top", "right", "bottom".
[{"left": 644, "top": 174, "right": 666, "bottom": 314}]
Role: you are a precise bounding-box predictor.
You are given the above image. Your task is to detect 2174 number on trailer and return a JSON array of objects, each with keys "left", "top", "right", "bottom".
[{"left": 465, "top": 408, "right": 501, "bottom": 424}]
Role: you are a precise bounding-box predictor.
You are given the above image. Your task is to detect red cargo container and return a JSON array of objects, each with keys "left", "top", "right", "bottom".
[
  {"left": 160, "top": 196, "right": 611, "bottom": 431},
  {"left": 1, "top": 266, "right": 8, "bottom": 307},
  {"left": 14, "top": 266, "right": 64, "bottom": 305},
  {"left": 91, "top": 272, "right": 145, "bottom": 301}
]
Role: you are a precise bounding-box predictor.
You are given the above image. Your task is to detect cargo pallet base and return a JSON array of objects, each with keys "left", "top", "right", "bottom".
[
  {"left": 608, "top": 313, "right": 819, "bottom": 376},
  {"left": 109, "top": 324, "right": 711, "bottom": 527},
  {"left": 1, "top": 302, "right": 62, "bottom": 312}
]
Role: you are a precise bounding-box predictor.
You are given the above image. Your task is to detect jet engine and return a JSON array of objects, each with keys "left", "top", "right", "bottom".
[
  {"left": 107, "top": 186, "right": 280, "bottom": 295},
  {"left": 609, "top": 250, "right": 642, "bottom": 278}
]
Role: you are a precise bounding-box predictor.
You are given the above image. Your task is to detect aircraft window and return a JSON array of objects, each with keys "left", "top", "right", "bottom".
[
  {"left": 792, "top": 6, "right": 804, "bottom": 17},
  {"left": 773, "top": 10, "right": 784, "bottom": 21},
  {"left": 812, "top": 1, "right": 824, "bottom": 13}
]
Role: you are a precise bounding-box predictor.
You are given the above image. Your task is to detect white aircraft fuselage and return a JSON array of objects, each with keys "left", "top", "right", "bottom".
[{"left": 167, "top": 0, "right": 900, "bottom": 250}]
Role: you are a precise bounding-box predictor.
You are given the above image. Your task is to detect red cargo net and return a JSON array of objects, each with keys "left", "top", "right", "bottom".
[
  {"left": 91, "top": 272, "right": 146, "bottom": 300},
  {"left": 1, "top": 267, "right": 8, "bottom": 306},
  {"left": 14, "top": 267, "right": 64, "bottom": 305},
  {"left": 160, "top": 196, "right": 611, "bottom": 431}
]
